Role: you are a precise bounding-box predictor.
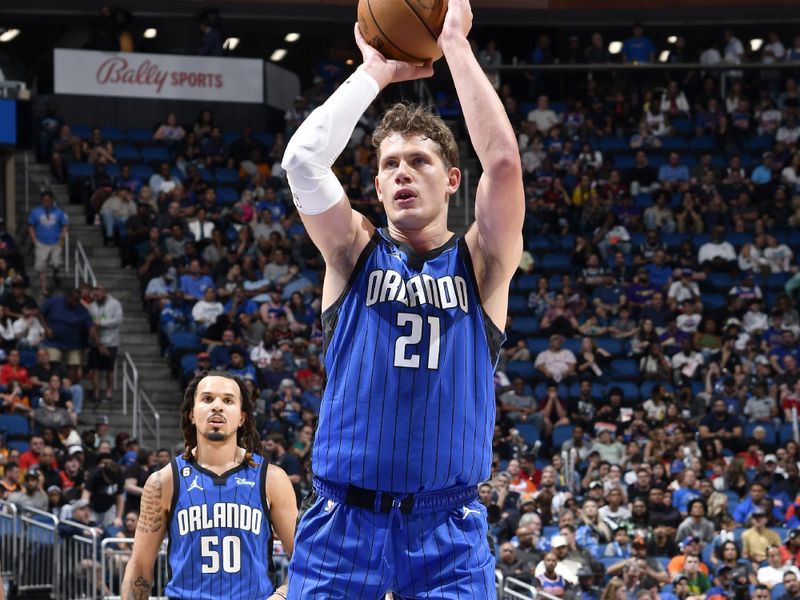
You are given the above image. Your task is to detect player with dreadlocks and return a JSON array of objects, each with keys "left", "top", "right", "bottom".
[{"left": 122, "top": 372, "right": 297, "bottom": 600}]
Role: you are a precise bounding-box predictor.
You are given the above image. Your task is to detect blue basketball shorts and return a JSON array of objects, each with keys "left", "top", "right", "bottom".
[{"left": 286, "top": 490, "right": 496, "bottom": 599}]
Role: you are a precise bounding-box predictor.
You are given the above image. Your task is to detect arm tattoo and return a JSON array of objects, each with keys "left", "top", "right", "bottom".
[
  {"left": 121, "top": 576, "right": 152, "bottom": 600},
  {"left": 137, "top": 471, "right": 164, "bottom": 534}
]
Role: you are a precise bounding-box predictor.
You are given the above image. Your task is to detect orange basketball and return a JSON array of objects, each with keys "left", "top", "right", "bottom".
[{"left": 357, "top": 0, "right": 448, "bottom": 63}]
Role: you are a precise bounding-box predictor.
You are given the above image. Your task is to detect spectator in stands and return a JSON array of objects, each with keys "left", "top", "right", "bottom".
[
  {"left": 497, "top": 542, "right": 533, "bottom": 582},
  {"left": 527, "top": 96, "right": 559, "bottom": 136},
  {"left": 34, "top": 384, "right": 74, "bottom": 430},
  {"left": 190, "top": 287, "right": 223, "bottom": 335},
  {"left": 0, "top": 462, "right": 20, "bottom": 498},
  {"left": 88, "top": 285, "right": 122, "bottom": 403},
  {"left": 8, "top": 468, "right": 47, "bottom": 510},
  {"left": 179, "top": 259, "right": 214, "bottom": 301},
  {"left": 675, "top": 498, "right": 716, "bottom": 545},
  {"left": 198, "top": 13, "right": 223, "bottom": 56},
  {"left": 153, "top": 113, "right": 186, "bottom": 143},
  {"left": 50, "top": 125, "right": 82, "bottom": 183},
  {"left": 82, "top": 127, "right": 115, "bottom": 165},
  {"left": 757, "top": 544, "right": 793, "bottom": 589},
  {"left": 28, "top": 189, "right": 68, "bottom": 296},
  {"left": 40, "top": 289, "right": 103, "bottom": 383},
  {"left": 622, "top": 22, "right": 655, "bottom": 64},
  {"left": 83, "top": 454, "right": 123, "bottom": 527},
  {"left": 698, "top": 225, "right": 737, "bottom": 270},
  {"left": 780, "top": 570, "right": 800, "bottom": 600},
  {"left": 98, "top": 186, "right": 136, "bottom": 247},
  {"left": 534, "top": 334, "right": 576, "bottom": 384},
  {"left": 742, "top": 506, "right": 782, "bottom": 565},
  {"left": 534, "top": 549, "right": 570, "bottom": 595}
]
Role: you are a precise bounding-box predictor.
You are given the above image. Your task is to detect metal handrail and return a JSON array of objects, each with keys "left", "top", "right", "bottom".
[
  {"left": 73, "top": 239, "right": 97, "bottom": 289},
  {"left": 139, "top": 388, "right": 161, "bottom": 450},
  {"left": 122, "top": 351, "right": 160, "bottom": 449},
  {"left": 503, "top": 576, "right": 548, "bottom": 599}
]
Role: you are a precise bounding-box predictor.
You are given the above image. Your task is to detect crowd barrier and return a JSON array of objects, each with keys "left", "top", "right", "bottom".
[{"left": 0, "top": 501, "right": 288, "bottom": 599}]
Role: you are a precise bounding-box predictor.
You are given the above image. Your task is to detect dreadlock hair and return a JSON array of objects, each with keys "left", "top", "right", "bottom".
[{"left": 181, "top": 371, "right": 260, "bottom": 467}]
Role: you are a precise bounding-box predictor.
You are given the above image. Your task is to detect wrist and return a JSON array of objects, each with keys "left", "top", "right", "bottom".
[
  {"left": 439, "top": 34, "right": 470, "bottom": 56},
  {"left": 357, "top": 64, "right": 389, "bottom": 92}
]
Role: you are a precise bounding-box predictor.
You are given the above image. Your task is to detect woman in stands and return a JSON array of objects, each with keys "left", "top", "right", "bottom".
[{"left": 153, "top": 113, "right": 186, "bottom": 143}]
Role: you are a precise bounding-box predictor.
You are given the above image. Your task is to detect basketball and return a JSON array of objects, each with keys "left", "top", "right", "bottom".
[{"left": 357, "top": 0, "right": 448, "bottom": 63}]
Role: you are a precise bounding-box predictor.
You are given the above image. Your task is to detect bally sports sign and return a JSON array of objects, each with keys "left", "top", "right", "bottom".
[{"left": 54, "top": 49, "right": 264, "bottom": 104}]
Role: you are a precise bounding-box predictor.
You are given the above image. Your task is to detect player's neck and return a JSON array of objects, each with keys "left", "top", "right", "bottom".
[
  {"left": 386, "top": 221, "right": 453, "bottom": 255},
  {"left": 192, "top": 443, "right": 245, "bottom": 474}
]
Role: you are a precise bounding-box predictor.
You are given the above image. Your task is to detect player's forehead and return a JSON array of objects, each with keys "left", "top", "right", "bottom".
[
  {"left": 195, "top": 376, "right": 241, "bottom": 401},
  {"left": 378, "top": 132, "right": 441, "bottom": 161}
]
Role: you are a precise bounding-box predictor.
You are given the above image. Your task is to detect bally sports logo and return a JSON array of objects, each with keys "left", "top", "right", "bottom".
[
  {"left": 54, "top": 48, "right": 264, "bottom": 103},
  {"left": 96, "top": 56, "right": 224, "bottom": 93}
]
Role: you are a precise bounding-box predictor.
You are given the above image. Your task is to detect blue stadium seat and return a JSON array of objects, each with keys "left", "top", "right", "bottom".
[
  {"left": 130, "top": 164, "right": 154, "bottom": 179},
  {"left": 0, "top": 414, "right": 31, "bottom": 437},
  {"left": 707, "top": 272, "right": 733, "bottom": 291},
  {"left": 599, "top": 137, "right": 628, "bottom": 153},
  {"left": 598, "top": 557, "right": 620, "bottom": 570},
  {"left": 607, "top": 382, "right": 640, "bottom": 403},
  {"left": 114, "top": 144, "right": 140, "bottom": 163},
  {"left": 552, "top": 424, "right": 574, "bottom": 450},
  {"left": 634, "top": 193, "right": 652, "bottom": 209},
  {"left": 508, "top": 295, "right": 528, "bottom": 315},
  {"left": 67, "top": 162, "right": 94, "bottom": 182},
  {"left": 679, "top": 155, "right": 697, "bottom": 167},
  {"left": 516, "top": 423, "right": 540, "bottom": 445},
  {"left": 702, "top": 294, "right": 726, "bottom": 310},
  {"left": 126, "top": 128, "right": 154, "bottom": 144},
  {"left": 614, "top": 155, "right": 635, "bottom": 170},
  {"left": 516, "top": 274, "right": 540, "bottom": 293},
  {"left": 513, "top": 317, "right": 540, "bottom": 335},
  {"left": 595, "top": 338, "right": 623, "bottom": 357},
  {"left": 506, "top": 361, "right": 536, "bottom": 380},
  {"left": 216, "top": 188, "right": 239, "bottom": 205},
  {"left": 727, "top": 232, "right": 753, "bottom": 249},
  {"left": 70, "top": 124, "right": 92, "bottom": 139},
  {"left": 563, "top": 338, "right": 581, "bottom": 354},
  {"left": 141, "top": 146, "right": 171, "bottom": 165},
  {"left": 19, "top": 350, "right": 37, "bottom": 369},
  {"left": 559, "top": 234, "right": 576, "bottom": 251},
  {"left": 253, "top": 132, "right": 275, "bottom": 148},
  {"left": 689, "top": 136, "right": 715, "bottom": 153},
  {"left": 540, "top": 254, "right": 572, "bottom": 273},
  {"left": 672, "top": 118, "right": 692, "bottom": 135},
  {"left": 179, "top": 354, "right": 198, "bottom": 386},
  {"left": 748, "top": 135, "right": 774, "bottom": 154},
  {"left": 101, "top": 126, "right": 126, "bottom": 141},
  {"left": 661, "top": 137, "right": 688, "bottom": 152},
  {"left": 105, "top": 164, "right": 120, "bottom": 177},
  {"left": 223, "top": 131, "right": 241, "bottom": 144},
  {"left": 646, "top": 154, "right": 665, "bottom": 168},
  {"left": 780, "top": 422, "right": 795, "bottom": 445},
  {"left": 610, "top": 359, "right": 640, "bottom": 380},
  {"left": 526, "top": 338, "right": 550, "bottom": 355},
  {"left": 662, "top": 232, "right": 688, "bottom": 250},
  {"left": 528, "top": 236, "right": 558, "bottom": 253},
  {"left": 6, "top": 440, "right": 29, "bottom": 452},
  {"left": 766, "top": 273, "right": 791, "bottom": 291},
  {"left": 215, "top": 167, "right": 241, "bottom": 186}
]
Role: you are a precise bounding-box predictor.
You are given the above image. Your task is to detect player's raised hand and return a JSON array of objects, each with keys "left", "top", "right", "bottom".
[
  {"left": 438, "top": 0, "right": 473, "bottom": 48},
  {"left": 354, "top": 22, "right": 433, "bottom": 89}
]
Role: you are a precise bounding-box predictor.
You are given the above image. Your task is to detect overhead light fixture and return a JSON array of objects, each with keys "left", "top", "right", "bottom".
[
  {"left": 345, "top": 58, "right": 354, "bottom": 66},
  {"left": 659, "top": 50, "right": 670, "bottom": 62},
  {"left": 0, "top": 29, "right": 20, "bottom": 43},
  {"left": 223, "top": 37, "right": 240, "bottom": 51},
  {"left": 608, "top": 41, "right": 622, "bottom": 54},
  {"left": 270, "top": 49, "right": 287, "bottom": 62},
  {"left": 750, "top": 38, "right": 764, "bottom": 51},
  {"left": 284, "top": 33, "right": 300, "bottom": 43},
  {"left": 143, "top": 28, "right": 157, "bottom": 39},
  {"left": 667, "top": 35, "right": 678, "bottom": 44}
]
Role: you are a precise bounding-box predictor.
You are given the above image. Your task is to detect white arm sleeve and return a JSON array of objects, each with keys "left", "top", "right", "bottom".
[{"left": 281, "top": 68, "right": 380, "bottom": 215}]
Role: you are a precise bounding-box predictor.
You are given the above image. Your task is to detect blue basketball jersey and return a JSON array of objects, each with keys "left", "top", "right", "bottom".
[
  {"left": 313, "top": 228, "right": 504, "bottom": 493},
  {"left": 165, "top": 454, "right": 274, "bottom": 600}
]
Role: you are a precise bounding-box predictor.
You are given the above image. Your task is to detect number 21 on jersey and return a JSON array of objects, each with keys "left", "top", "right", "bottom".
[{"left": 394, "top": 312, "right": 440, "bottom": 370}]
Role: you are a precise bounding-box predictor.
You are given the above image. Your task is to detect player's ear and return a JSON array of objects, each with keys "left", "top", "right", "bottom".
[{"left": 446, "top": 166, "right": 461, "bottom": 196}]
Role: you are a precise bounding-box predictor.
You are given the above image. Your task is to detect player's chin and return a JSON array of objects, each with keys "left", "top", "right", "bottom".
[{"left": 202, "top": 429, "right": 232, "bottom": 442}]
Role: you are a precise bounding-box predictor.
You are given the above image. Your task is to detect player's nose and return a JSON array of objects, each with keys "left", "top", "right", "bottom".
[{"left": 394, "top": 161, "right": 412, "bottom": 182}]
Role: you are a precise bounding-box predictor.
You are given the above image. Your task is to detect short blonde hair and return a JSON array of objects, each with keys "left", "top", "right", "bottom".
[{"left": 372, "top": 103, "right": 459, "bottom": 170}]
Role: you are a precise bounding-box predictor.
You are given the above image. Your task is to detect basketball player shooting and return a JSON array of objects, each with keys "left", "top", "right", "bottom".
[
  {"left": 281, "top": 0, "right": 524, "bottom": 597},
  {"left": 121, "top": 373, "right": 297, "bottom": 600}
]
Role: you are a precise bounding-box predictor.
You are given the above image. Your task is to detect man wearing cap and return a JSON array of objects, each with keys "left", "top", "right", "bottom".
[
  {"left": 27, "top": 188, "right": 68, "bottom": 295},
  {"left": 705, "top": 564, "right": 737, "bottom": 600},
  {"left": 782, "top": 529, "right": 800, "bottom": 568},
  {"left": 7, "top": 468, "right": 47, "bottom": 510},
  {"left": 574, "top": 566, "right": 601, "bottom": 600},
  {"left": 88, "top": 285, "right": 123, "bottom": 403},
  {"left": 534, "top": 535, "right": 579, "bottom": 585},
  {"left": 668, "top": 537, "right": 709, "bottom": 576},
  {"left": 670, "top": 572, "right": 691, "bottom": 600},
  {"left": 534, "top": 334, "right": 577, "bottom": 384},
  {"left": 742, "top": 505, "right": 781, "bottom": 564}
]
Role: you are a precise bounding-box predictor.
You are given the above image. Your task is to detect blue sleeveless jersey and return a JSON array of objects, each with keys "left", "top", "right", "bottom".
[
  {"left": 313, "top": 228, "right": 504, "bottom": 493},
  {"left": 165, "top": 454, "right": 274, "bottom": 600}
]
